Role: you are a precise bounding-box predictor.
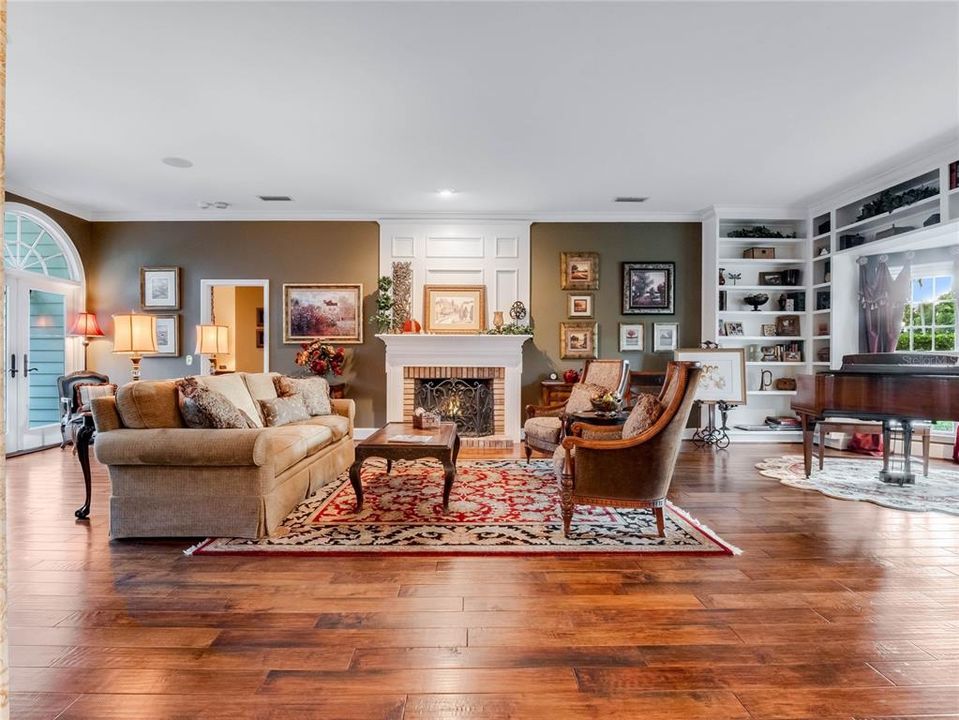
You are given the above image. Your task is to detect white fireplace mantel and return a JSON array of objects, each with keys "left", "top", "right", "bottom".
[{"left": 377, "top": 334, "right": 532, "bottom": 442}]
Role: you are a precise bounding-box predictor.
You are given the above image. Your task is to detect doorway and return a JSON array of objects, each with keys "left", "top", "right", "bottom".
[
  {"left": 199, "top": 279, "right": 270, "bottom": 374},
  {"left": 4, "top": 205, "right": 84, "bottom": 453}
]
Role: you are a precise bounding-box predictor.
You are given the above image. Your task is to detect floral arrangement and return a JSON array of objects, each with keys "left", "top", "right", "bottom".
[
  {"left": 486, "top": 322, "right": 532, "bottom": 335},
  {"left": 295, "top": 341, "right": 346, "bottom": 377},
  {"left": 371, "top": 275, "right": 395, "bottom": 333}
]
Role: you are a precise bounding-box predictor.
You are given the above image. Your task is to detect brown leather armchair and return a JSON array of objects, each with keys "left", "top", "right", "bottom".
[
  {"left": 523, "top": 359, "right": 629, "bottom": 461},
  {"left": 555, "top": 361, "right": 702, "bottom": 537}
]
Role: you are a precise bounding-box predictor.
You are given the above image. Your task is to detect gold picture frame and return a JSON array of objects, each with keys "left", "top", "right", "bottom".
[
  {"left": 560, "top": 251, "right": 599, "bottom": 290},
  {"left": 423, "top": 285, "right": 487, "bottom": 334},
  {"left": 283, "top": 283, "right": 363, "bottom": 344},
  {"left": 560, "top": 321, "right": 598, "bottom": 359}
]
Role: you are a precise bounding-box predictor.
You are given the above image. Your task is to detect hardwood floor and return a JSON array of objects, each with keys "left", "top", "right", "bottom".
[{"left": 6, "top": 443, "right": 959, "bottom": 719}]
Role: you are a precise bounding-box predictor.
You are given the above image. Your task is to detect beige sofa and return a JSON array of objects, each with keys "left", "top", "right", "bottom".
[{"left": 91, "top": 372, "right": 355, "bottom": 539}]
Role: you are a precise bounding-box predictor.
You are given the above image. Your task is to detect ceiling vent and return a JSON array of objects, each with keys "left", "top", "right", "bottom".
[
  {"left": 614, "top": 196, "right": 649, "bottom": 203},
  {"left": 258, "top": 195, "right": 293, "bottom": 202}
]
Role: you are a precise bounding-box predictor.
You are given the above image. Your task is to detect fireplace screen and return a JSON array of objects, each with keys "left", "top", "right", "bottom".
[{"left": 414, "top": 378, "right": 494, "bottom": 437}]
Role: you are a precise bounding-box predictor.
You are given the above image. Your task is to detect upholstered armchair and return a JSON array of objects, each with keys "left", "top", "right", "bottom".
[
  {"left": 554, "top": 361, "right": 702, "bottom": 537},
  {"left": 524, "top": 359, "right": 629, "bottom": 461},
  {"left": 58, "top": 371, "right": 115, "bottom": 449}
]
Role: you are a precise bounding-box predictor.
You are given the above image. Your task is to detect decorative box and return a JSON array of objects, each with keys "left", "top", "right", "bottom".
[
  {"left": 774, "top": 378, "right": 797, "bottom": 391},
  {"left": 412, "top": 408, "right": 441, "bottom": 429},
  {"left": 875, "top": 224, "right": 915, "bottom": 240},
  {"left": 743, "top": 247, "right": 776, "bottom": 259}
]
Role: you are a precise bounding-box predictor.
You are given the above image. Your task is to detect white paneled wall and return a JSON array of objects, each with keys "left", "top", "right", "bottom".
[{"left": 379, "top": 220, "right": 531, "bottom": 326}]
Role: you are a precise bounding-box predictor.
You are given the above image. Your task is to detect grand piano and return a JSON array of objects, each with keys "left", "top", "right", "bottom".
[{"left": 792, "top": 352, "right": 959, "bottom": 484}]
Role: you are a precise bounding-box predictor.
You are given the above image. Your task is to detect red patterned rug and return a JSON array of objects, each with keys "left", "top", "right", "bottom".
[{"left": 190, "top": 460, "right": 739, "bottom": 556}]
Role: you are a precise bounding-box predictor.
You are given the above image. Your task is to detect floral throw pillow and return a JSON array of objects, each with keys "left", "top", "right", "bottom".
[
  {"left": 274, "top": 375, "right": 332, "bottom": 416},
  {"left": 259, "top": 394, "right": 310, "bottom": 427},
  {"left": 622, "top": 393, "right": 664, "bottom": 439},
  {"left": 176, "top": 377, "right": 255, "bottom": 429}
]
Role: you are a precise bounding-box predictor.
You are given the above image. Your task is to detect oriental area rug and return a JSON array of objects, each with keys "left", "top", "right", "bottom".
[
  {"left": 190, "top": 459, "right": 739, "bottom": 556},
  {"left": 757, "top": 455, "right": 959, "bottom": 516}
]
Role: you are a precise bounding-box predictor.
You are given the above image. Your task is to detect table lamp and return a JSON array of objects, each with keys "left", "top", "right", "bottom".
[
  {"left": 195, "top": 324, "right": 229, "bottom": 374},
  {"left": 112, "top": 313, "right": 157, "bottom": 381},
  {"left": 69, "top": 312, "right": 105, "bottom": 370}
]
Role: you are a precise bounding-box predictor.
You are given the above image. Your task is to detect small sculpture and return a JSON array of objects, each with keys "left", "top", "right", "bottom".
[
  {"left": 744, "top": 293, "right": 769, "bottom": 312},
  {"left": 719, "top": 268, "right": 726, "bottom": 286},
  {"left": 726, "top": 272, "right": 742, "bottom": 286},
  {"left": 510, "top": 301, "right": 527, "bottom": 322}
]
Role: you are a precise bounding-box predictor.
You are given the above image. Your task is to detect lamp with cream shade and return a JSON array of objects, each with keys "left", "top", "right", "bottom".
[
  {"left": 195, "top": 324, "right": 229, "bottom": 374},
  {"left": 69, "top": 312, "right": 105, "bottom": 370},
  {"left": 112, "top": 313, "right": 157, "bottom": 381}
]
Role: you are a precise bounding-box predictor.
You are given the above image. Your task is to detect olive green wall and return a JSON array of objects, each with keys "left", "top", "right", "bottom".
[
  {"left": 86, "top": 221, "right": 384, "bottom": 427},
  {"left": 523, "top": 222, "right": 702, "bottom": 411}
]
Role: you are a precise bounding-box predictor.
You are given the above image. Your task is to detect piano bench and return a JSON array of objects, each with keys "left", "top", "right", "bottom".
[{"left": 817, "top": 420, "right": 931, "bottom": 477}]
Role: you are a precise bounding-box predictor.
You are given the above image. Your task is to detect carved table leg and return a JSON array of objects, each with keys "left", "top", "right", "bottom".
[
  {"left": 385, "top": 458, "right": 393, "bottom": 475},
  {"left": 348, "top": 458, "right": 365, "bottom": 512},
  {"left": 74, "top": 422, "right": 95, "bottom": 520},
  {"left": 442, "top": 457, "right": 455, "bottom": 512}
]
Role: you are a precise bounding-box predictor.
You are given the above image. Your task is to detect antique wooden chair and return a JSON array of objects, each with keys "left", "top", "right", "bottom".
[
  {"left": 58, "top": 371, "right": 114, "bottom": 449},
  {"left": 523, "top": 359, "right": 629, "bottom": 462},
  {"left": 554, "top": 361, "right": 701, "bottom": 537}
]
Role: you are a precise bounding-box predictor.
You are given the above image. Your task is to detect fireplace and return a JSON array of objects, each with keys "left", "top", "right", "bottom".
[{"left": 414, "top": 378, "right": 494, "bottom": 437}]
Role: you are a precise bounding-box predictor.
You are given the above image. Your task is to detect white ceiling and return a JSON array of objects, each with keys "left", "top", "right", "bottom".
[{"left": 7, "top": 1, "right": 959, "bottom": 220}]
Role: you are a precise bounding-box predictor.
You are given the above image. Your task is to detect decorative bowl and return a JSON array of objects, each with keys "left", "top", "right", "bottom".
[
  {"left": 743, "top": 293, "right": 769, "bottom": 312},
  {"left": 590, "top": 393, "right": 622, "bottom": 414}
]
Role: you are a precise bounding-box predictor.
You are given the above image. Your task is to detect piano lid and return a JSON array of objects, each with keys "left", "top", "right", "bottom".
[{"left": 839, "top": 352, "right": 959, "bottom": 375}]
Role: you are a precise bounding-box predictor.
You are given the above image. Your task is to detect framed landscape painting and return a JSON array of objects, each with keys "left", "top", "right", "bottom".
[
  {"left": 140, "top": 266, "right": 180, "bottom": 310},
  {"left": 560, "top": 252, "right": 599, "bottom": 290},
  {"left": 674, "top": 347, "right": 746, "bottom": 405},
  {"left": 622, "top": 261, "right": 675, "bottom": 314},
  {"left": 423, "top": 285, "right": 487, "bottom": 334},
  {"left": 283, "top": 283, "right": 363, "bottom": 344},
  {"left": 153, "top": 314, "right": 179, "bottom": 356},
  {"left": 560, "top": 321, "right": 598, "bottom": 360},
  {"left": 567, "top": 293, "right": 594, "bottom": 318}
]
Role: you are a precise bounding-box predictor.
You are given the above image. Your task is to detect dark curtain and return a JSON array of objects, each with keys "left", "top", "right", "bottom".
[{"left": 859, "top": 257, "right": 911, "bottom": 353}]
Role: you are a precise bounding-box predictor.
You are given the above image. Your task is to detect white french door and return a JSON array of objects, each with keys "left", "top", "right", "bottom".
[{"left": 4, "top": 275, "right": 79, "bottom": 453}]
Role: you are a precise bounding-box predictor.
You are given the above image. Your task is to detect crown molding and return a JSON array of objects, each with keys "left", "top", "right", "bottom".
[{"left": 4, "top": 183, "right": 95, "bottom": 221}]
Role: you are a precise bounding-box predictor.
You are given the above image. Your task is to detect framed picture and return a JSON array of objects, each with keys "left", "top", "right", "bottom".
[
  {"left": 568, "top": 293, "right": 594, "bottom": 318},
  {"left": 761, "top": 323, "right": 778, "bottom": 337},
  {"left": 674, "top": 347, "right": 747, "bottom": 405},
  {"left": 758, "top": 271, "right": 783, "bottom": 286},
  {"left": 775, "top": 315, "right": 801, "bottom": 337},
  {"left": 140, "top": 266, "right": 180, "bottom": 310},
  {"left": 423, "top": 285, "right": 487, "bottom": 334},
  {"left": 560, "top": 321, "right": 598, "bottom": 359},
  {"left": 784, "top": 350, "right": 803, "bottom": 362},
  {"left": 718, "top": 318, "right": 726, "bottom": 336},
  {"left": 283, "top": 283, "right": 363, "bottom": 344},
  {"left": 622, "top": 262, "right": 675, "bottom": 314},
  {"left": 653, "top": 322, "right": 679, "bottom": 352},
  {"left": 560, "top": 252, "right": 599, "bottom": 290},
  {"left": 723, "top": 321, "right": 744, "bottom": 336},
  {"left": 618, "top": 322, "right": 644, "bottom": 352},
  {"left": 153, "top": 314, "right": 179, "bottom": 356}
]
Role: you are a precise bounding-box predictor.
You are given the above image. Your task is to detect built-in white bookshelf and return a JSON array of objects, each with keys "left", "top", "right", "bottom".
[{"left": 702, "top": 211, "right": 809, "bottom": 442}]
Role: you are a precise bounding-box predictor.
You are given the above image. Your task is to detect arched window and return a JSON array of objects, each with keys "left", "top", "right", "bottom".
[{"left": 3, "top": 205, "right": 82, "bottom": 282}]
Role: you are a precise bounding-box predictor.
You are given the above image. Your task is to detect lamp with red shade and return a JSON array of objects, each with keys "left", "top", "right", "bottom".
[{"left": 69, "top": 312, "right": 105, "bottom": 370}]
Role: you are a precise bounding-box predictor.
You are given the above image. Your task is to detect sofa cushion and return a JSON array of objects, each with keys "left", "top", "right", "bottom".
[
  {"left": 293, "top": 413, "right": 351, "bottom": 441},
  {"left": 115, "top": 380, "right": 185, "bottom": 429},
  {"left": 242, "top": 372, "right": 280, "bottom": 403},
  {"left": 177, "top": 378, "right": 256, "bottom": 429},
  {"left": 260, "top": 394, "right": 310, "bottom": 427},
  {"left": 622, "top": 393, "right": 664, "bottom": 439},
  {"left": 258, "top": 426, "right": 332, "bottom": 476},
  {"left": 198, "top": 374, "right": 264, "bottom": 428},
  {"left": 524, "top": 416, "right": 563, "bottom": 445},
  {"left": 275, "top": 375, "right": 331, "bottom": 416}
]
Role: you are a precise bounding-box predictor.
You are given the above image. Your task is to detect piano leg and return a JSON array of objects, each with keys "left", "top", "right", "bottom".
[
  {"left": 882, "top": 420, "right": 891, "bottom": 475},
  {"left": 801, "top": 414, "right": 814, "bottom": 478}
]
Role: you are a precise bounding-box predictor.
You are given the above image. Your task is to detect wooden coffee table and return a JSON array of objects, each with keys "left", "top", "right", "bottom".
[{"left": 348, "top": 422, "right": 461, "bottom": 512}]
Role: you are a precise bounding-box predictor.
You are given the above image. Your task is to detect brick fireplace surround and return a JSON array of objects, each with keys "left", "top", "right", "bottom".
[{"left": 377, "top": 334, "right": 532, "bottom": 448}]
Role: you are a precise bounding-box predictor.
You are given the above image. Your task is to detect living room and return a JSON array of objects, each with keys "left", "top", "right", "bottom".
[{"left": 2, "top": 1, "right": 958, "bottom": 718}]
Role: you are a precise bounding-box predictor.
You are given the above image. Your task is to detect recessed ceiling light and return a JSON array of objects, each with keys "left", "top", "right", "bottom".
[
  {"left": 437, "top": 188, "right": 457, "bottom": 198},
  {"left": 162, "top": 157, "right": 193, "bottom": 169},
  {"left": 613, "top": 196, "right": 649, "bottom": 203}
]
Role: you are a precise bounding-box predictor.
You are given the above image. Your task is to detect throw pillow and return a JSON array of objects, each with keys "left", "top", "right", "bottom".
[
  {"left": 74, "top": 382, "right": 117, "bottom": 412},
  {"left": 176, "top": 377, "right": 255, "bottom": 429},
  {"left": 565, "top": 382, "right": 607, "bottom": 414},
  {"left": 622, "top": 393, "right": 664, "bottom": 439},
  {"left": 274, "top": 375, "right": 332, "bottom": 416},
  {"left": 259, "top": 394, "right": 310, "bottom": 427}
]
